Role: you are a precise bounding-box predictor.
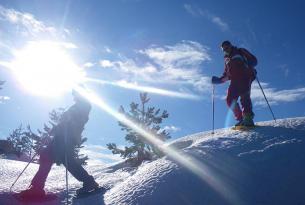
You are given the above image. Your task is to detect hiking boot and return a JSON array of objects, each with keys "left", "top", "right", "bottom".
[
  {"left": 19, "top": 185, "right": 46, "bottom": 198},
  {"left": 76, "top": 177, "right": 99, "bottom": 195},
  {"left": 235, "top": 119, "right": 243, "bottom": 127},
  {"left": 241, "top": 113, "right": 255, "bottom": 127}
]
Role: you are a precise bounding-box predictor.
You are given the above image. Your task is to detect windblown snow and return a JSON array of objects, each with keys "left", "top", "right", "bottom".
[{"left": 1, "top": 117, "right": 305, "bottom": 205}]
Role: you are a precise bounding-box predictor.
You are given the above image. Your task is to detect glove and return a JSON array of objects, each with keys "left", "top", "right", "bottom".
[{"left": 211, "top": 76, "right": 222, "bottom": 84}]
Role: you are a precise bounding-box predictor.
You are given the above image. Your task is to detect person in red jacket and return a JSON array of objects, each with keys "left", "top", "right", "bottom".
[{"left": 212, "top": 41, "right": 257, "bottom": 126}]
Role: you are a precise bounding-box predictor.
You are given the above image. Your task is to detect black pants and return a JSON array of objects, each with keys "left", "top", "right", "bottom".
[{"left": 31, "top": 142, "right": 93, "bottom": 189}]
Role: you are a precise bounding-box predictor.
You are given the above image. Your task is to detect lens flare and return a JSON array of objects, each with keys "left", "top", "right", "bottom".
[
  {"left": 86, "top": 78, "right": 201, "bottom": 100},
  {"left": 74, "top": 85, "right": 241, "bottom": 204},
  {"left": 225, "top": 100, "right": 238, "bottom": 128}
]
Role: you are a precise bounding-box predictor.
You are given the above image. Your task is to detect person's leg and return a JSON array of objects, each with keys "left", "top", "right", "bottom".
[
  {"left": 240, "top": 91, "right": 254, "bottom": 117},
  {"left": 227, "top": 85, "right": 243, "bottom": 121},
  {"left": 62, "top": 150, "right": 98, "bottom": 191},
  {"left": 30, "top": 145, "right": 53, "bottom": 189},
  {"left": 240, "top": 81, "right": 255, "bottom": 126},
  {"left": 20, "top": 145, "right": 53, "bottom": 197}
]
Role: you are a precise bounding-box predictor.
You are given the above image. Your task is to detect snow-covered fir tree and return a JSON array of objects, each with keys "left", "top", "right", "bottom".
[
  {"left": 6, "top": 108, "right": 88, "bottom": 164},
  {"left": 107, "top": 93, "right": 171, "bottom": 165}
]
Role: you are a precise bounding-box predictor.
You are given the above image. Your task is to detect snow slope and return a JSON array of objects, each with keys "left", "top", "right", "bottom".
[{"left": 1, "top": 117, "right": 305, "bottom": 205}]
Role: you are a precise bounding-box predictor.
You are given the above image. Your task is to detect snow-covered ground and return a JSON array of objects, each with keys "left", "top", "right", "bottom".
[{"left": 1, "top": 117, "right": 305, "bottom": 205}]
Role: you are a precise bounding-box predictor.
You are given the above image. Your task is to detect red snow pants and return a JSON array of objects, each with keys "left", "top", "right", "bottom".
[{"left": 226, "top": 79, "right": 254, "bottom": 121}]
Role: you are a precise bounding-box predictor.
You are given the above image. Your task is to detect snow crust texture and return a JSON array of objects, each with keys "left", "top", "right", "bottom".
[{"left": 1, "top": 117, "right": 305, "bottom": 205}]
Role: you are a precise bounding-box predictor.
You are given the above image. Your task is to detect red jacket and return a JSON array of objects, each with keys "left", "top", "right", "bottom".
[{"left": 220, "top": 47, "right": 257, "bottom": 84}]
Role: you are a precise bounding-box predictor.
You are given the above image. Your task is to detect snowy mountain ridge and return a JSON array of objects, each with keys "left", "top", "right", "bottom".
[{"left": 1, "top": 117, "right": 305, "bottom": 205}]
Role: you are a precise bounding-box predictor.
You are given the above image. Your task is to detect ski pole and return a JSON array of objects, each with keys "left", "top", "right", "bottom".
[
  {"left": 212, "top": 85, "right": 215, "bottom": 134},
  {"left": 9, "top": 152, "right": 38, "bottom": 192},
  {"left": 64, "top": 128, "right": 69, "bottom": 205},
  {"left": 256, "top": 76, "right": 276, "bottom": 122}
]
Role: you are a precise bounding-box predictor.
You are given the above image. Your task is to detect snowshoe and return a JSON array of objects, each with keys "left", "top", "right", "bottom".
[
  {"left": 233, "top": 113, "right": 255, "bottom": 130},
  {"left": 18, "top": 185, "right": 45, "bottom": 197},
  {"left": 232, "top": 125, "right": 256, "bottom": 131},
  {"left": 75, "top": 186, "right": 107, "bottom": 198},
  {"left": 13, "top": 185, "right": 58, "bottom": 202},
  {"left": 13, "top": 191, "right": 58, "bottom": 203},
  {"left": 75, "top": 179, "right": 102, "bottom": 197},
  {"left": 240, "top": 119, "right": 255, "bottom": 127},
  {"left": 77, "top": 178, "right": 99, "bottom": 194},
  {"left": 241, "top": 113, "right": 255, "bottom": 126}
]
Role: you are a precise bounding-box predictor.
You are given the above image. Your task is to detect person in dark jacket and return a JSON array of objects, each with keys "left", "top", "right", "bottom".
[
  {"left": 212, "top": 41, "right": 257, "bottom": 126},
  {"left": 20, "top": 89, "right": 99, "bottom": 198}
]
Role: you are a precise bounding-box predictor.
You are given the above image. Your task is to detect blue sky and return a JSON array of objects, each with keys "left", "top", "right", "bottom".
[{"left": 0, "top": 0, "right": 305, "bottom": 164}]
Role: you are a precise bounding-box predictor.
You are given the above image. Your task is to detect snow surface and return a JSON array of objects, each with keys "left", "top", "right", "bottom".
[{"left": 1, "top": 117, "right": 305, "bottom": 205}]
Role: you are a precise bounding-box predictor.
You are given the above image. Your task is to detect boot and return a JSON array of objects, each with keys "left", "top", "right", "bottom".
[
  {"left": 241, "top": 113, "right": 255, "bottom": 127},
  {"left": 76, "top": 176, "right": 99, "bottom": 195},
  {"left": 19, "top": 185, "right": 46, "bottom": 199},
  {"left": 235, "top": 119, "right": 243, "bottom": 127}
]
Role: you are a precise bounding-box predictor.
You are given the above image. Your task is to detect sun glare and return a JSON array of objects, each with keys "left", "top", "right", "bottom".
[
  {"left": 11, "top": 41, "right": 85, "bottom": 97},
  {"left": 74, "top": 85, "right": 240, "bottom": 204},
  {"left": 86, "top": 78, "right": 201, "bottom": 100}
]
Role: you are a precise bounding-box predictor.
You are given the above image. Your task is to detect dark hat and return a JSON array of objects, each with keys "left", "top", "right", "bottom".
[
  {"left": 221, "top": 40, "right": 232, "bottom": 47},
  {"left": 72, "top": 84, "right": 86, "bottom": 99}
]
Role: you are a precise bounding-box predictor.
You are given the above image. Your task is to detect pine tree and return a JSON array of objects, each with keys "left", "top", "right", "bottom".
[
  {"left": 7, "top": 108, "right": 89, "bottom": 165},
  {"left": 7, "top": 125, "right": 32, "bottom": 157},
  {"left": 74, "top": 137, "right": 89, "bottom": 165},
  {"left": 107, "top": 93, "right": 171, "bottom": 165}
]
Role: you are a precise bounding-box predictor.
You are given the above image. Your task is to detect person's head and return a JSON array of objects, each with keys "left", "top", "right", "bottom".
[
  {"left": 72, "top": 89, "right": 82, "bottom": 102},
  {"left": 221, "top": 40, "right": 233, "bottom": 56},
  {"left": 72, "top": 84, "right": 87, "bottom": 103}
]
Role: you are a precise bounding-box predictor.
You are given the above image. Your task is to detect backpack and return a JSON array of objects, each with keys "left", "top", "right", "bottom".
[{"left": 238, "top": 48, "right": 258, "bottom": 67}]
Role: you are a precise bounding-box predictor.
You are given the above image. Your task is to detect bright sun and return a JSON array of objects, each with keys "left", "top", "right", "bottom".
[{"left": 11, "top": 41, "right": 85, "bottom": 97}]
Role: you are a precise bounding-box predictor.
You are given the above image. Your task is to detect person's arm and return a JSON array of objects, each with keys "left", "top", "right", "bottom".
[
  {"left": 219, "top": 68, "right": 230, "bottom": 82},
  {"left": 212, "top": 64, "right": 229, "bottom": 84}
]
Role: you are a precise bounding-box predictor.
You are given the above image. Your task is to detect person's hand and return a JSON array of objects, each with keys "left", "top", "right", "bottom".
[{"left": 211, "top": 76, "right": 222, "bottom": 84}]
